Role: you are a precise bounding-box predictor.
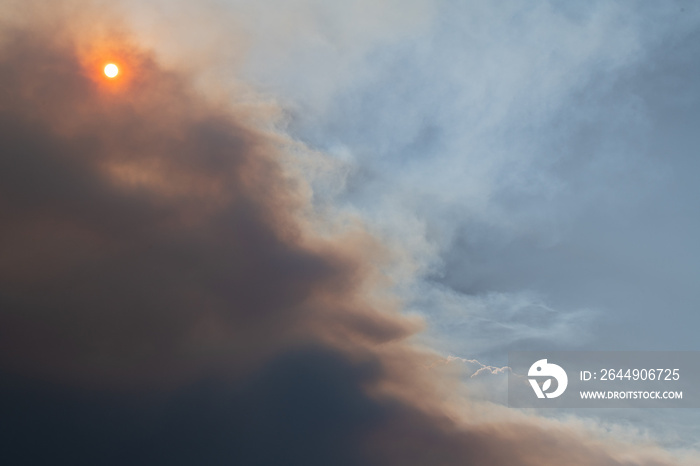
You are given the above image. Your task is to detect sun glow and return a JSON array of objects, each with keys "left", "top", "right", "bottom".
[{"left": 104, "top": 63, "right": 119, "bottom": 78}]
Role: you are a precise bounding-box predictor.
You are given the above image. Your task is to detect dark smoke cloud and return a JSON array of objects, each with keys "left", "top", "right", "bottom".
[{"left": 0, "top": 3, "right": 682, "bottom": 465}]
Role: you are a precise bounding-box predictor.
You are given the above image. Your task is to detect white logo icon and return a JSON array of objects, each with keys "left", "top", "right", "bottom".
[{"left": 528, "top": 359, "right": 568, "bottom": 399}]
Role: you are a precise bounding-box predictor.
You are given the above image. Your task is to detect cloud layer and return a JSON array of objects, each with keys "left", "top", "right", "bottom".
[{"left": 0, "top": 2, "right": 693, "bottom": 464}]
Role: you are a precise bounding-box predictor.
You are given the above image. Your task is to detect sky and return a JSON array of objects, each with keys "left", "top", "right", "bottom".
[{"left": 1, "top": 0, "right": 699, "bottom": 464}]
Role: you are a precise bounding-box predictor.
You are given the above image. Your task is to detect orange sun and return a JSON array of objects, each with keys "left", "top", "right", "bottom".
[{"left": 104, "top": 63, "right": 119, "bottom": 78}]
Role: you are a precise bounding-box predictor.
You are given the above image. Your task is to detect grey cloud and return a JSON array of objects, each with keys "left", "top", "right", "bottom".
[{"left": 0, "top": 2, "right": 692, "bottom": 464}]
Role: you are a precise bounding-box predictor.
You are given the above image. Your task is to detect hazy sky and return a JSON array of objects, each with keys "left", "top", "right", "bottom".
[
  {"left": 226, "top": 1, "right": 700, "bottom": 450},
  {"left": 1, "top": 0, "right": 699, "bottom": 463},
  {"left": 230, "top": 0, "right": 700, "bottom": 359}
]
